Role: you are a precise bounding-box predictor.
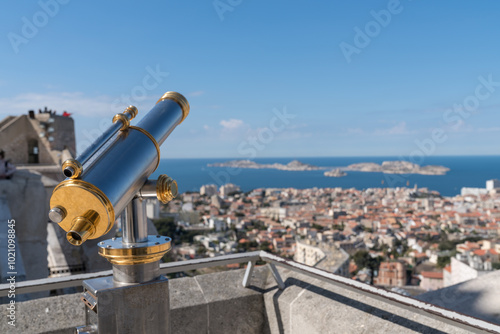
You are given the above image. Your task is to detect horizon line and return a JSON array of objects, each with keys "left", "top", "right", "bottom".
[{"left": 159, "top": 154, "right": 500, "bottom": 160}]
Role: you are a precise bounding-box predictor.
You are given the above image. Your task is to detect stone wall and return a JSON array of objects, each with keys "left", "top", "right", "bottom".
[
  {"left": 0, "top": 116, "right": 55, "bottom": 165},
  {"left": 34, "top": 114, "right": 75, "bottom": 154},
  {"left": 0, "top": 267, "right": 270, "bottom": 334},
  {"left": 263, "top": 267, "right": 472, "bottom": 334},
  {"left": 0, "top": 116, "right": 32, "bottom": 163},
  {"left": 0, "top": 265, "right": 481, "bottom": 334},
  {"left": 0, "top": 114, "right": 75, "bottom": 166},
  {"left": 447, "top": 257, "right": 479, "bottom": 286},
  {"left": 0, "top": 171, "right": 48, "bottom": 283},
  {"left": 0, "top": 170, "right": 49, "bottom": 305}
]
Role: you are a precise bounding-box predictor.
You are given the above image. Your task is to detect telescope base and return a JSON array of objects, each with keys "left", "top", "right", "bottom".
[
  {"left": 79, "top": 275, "right": 170, "bottom": 334},
  {"left": 112, "top": 261, "right": 160, "bottom": 285}
]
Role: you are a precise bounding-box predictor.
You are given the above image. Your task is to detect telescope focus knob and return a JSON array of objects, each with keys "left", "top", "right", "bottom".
[{"left": 156, "top": 174, "right": 178, "bottom": 204}]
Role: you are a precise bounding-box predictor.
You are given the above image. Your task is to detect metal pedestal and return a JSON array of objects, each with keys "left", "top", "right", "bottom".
[
  {"left": 76, "top": 186, "right": 174, "bottom": 333},
  {"left": 78, "top": 276, "right": 170, "bottom": 334}
]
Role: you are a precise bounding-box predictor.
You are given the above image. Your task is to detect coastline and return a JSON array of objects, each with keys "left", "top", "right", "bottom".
[{"left": 151, "top": 156, "right": 500, "bottom": 197}]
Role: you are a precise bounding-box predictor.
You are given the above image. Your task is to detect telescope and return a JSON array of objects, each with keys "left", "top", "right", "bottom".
[{"left": 48, "top": 91, "right": 189, "bottom": 333}]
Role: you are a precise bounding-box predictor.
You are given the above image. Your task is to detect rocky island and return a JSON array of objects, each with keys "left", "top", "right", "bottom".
[
  {"left": 208, "top": 159, "right": 322, "bottom": 171},
  {"left": 324, "top": 168, "right": 347, "bottom": 177},
  {"left": 209, "top": 159, "right": 450, "bottom": 176},
  {"left": 346, "top": 161, "right": 450, "bottom": 175}
]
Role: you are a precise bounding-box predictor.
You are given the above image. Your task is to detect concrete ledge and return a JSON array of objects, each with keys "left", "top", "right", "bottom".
[
  {"left": 195, "top": 269, "right": 268, "bottom": 334},
  {"left": 1, "top": 293, "right": 84, "bottom": 334},
  {"left": 0, "top": 265, "right": 485, "bottom": 334},
  {"left": 169, "top": 275, "right": 208, "bottom": 333},
  {"left": 0, "top": 267, "right": 270, "bottom": 334},
  {"left": 262, "top": 267, "right": 473, "bottom": 334}
]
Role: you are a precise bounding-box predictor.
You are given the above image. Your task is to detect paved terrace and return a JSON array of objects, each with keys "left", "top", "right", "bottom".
[{"left": 1, "top": 251, "right": 499, "bottom": 334}]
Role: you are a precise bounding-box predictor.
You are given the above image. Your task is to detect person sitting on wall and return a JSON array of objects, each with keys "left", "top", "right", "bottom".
[{"left": 0, "top": 150, "right": 16, "bottom": 179}]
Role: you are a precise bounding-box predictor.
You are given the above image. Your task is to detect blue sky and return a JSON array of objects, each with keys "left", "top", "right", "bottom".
[{"left": 1, "top": 1, "right": 500, "bottom": 159}]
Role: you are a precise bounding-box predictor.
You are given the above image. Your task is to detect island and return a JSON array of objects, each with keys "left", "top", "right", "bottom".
[
  {"left": 324, "top": 168, "right": 347, "bottom": 178},
  {"left": 208, "top": 159, "right": 450, "bottom": 176},
  {"left": 346, "top": 161, "right": 450, "bottom": 175},
  {"left": 208, "top": 160, "right": 322, "bottom": 171}
]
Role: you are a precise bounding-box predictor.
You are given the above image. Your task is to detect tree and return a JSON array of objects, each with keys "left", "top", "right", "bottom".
[
  {"left": 438, "top": 240, "right": 455, "bottom": 251},
  {"left": 353, "top": 250, "right": 370, "bottom": 269},
  {"left": 312, "top": 223, "right": 325, "bottom": 231},
  {"left": 153, "top": 217, "right": 206, "bottom": 245},
  {"left": 196, "top": 244, "right": 207, "bottom": 256},
  {"left": 153, "top": 217, "right": 176, "bottom": 238},
  {"left": 332, "top": 223, "right": 344, "bottom": 231},
  {"left": 437, "top": 256, "right": 451, "bottom": 268},
  {"left": 353, "top": 250, "right": 383, "bottom": 285},
  {"left": 259, "top": 241, "right": 272, "bottom": 252}
]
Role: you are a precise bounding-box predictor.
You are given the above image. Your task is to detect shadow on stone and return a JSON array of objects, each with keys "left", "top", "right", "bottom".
[
  {"left": 247, "top": 285, "right": 279, "bottom": 295},
  {"left": 272, "top": 288, "right": 285, "bottom": 334},
  {"left": 281, "top": 277, "right": 449, "bottom": 334}
]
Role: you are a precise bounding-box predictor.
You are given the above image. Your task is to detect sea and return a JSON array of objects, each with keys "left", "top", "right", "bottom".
[{"left": 150, "top": 156, "right": 500, "bottom": 197}]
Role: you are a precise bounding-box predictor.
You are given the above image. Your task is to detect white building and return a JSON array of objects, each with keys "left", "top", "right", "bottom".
[
  {"left": 200, "top": 184, "right": 218, "bottom": 196},
  {"left": 203, "top": 216, "right": 227, "bottom": 232},
  {"left": 444, "top": 255, "right": 493, "bottom": 287},
  {"left": 181, "top": 202, "right": 194, "bottom": 212},
  {"left": 220, "top": 183, "right": 241, "bottom": 197},
  {"left": 193, "top": 235, "right": 220, "bottom": 253},
  {"left": 260, "top": 207, "right": 287, "bottom": 220},
  {"left": 461, "top": 179, "right": 500, "bottom": 196},
  {"left": 294, "top": 240, "right": 350, "bottom": 277},
  {"left": 486, "top": 179, "right": 500, "bottom": 191},
  {"left": 295, "top": 241, "right": 325, "bottom": 266},
  {"left": 461, "top": 188, "right": 488, "bottom": 196}
]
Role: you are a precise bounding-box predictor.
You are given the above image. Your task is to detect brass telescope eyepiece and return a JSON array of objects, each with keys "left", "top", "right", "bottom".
[
  {"left": 62, "top": 159, "right": 83, "bottom": 179},
  {"left": 66, "top": 210, "right": 100, "bottom": 246},
  {"left": 49, "top": 92, "right": 189, "bottom": 246}
]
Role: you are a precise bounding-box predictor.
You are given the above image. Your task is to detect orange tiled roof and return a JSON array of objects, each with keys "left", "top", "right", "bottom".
[
  {"left": 421, "top": 271, "right": 443, "bottom": 279},
  {"left": 473, "top": 249, "right": 498, "bottom": 256}
]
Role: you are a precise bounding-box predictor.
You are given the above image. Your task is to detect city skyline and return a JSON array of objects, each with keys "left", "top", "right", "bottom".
[{"left": 1, "top": 1, "right": 500, "bottom": 158}]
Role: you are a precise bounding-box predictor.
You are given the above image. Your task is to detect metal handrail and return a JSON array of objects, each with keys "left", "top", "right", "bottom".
[
  {"left": 1, "top": 251, "right": 499, "bottom": 333},
  {"left": 0, "top": 251, "right": 261, "bottom": 297}
]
